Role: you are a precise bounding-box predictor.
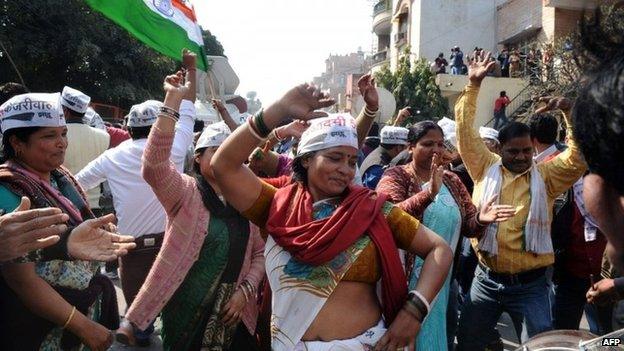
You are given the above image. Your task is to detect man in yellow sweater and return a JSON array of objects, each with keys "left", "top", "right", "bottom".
[{"left": 455, "top": 52, "right": 587, "bottom": 350}]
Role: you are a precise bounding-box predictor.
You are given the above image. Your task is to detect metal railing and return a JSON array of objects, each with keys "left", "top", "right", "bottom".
[
  {"left": 373, "top": 0, "right": 390, "bottom": 16},
  {"left": 483, "top": 84, "right": 534, "bottom": 128}
]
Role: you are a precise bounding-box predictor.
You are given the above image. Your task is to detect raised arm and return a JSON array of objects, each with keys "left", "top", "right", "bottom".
[
  {"left": 537, "top": 98, "right": 588, "bottom": 197},
  {"left": 455, "top": 51, "right": 499, "bottom": 182},
  {"left": 355, "top": 74, "right": 379, "bottom": 148},
  {"left": 211, "top": 83, "right": 335, "bottom": 213},
  {"left": 212, "top": 99, "right": 239, "bottom": 132},
  {"left": 141, "top": 51, "right": 196, "bottom": 215}
]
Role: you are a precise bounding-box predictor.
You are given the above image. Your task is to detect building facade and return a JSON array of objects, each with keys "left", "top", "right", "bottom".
[{"left": 313, "top": 50, "right": 370, "bottom": 111}]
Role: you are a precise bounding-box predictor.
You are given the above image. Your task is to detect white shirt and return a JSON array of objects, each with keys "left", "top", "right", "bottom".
[
  {"left": 75, "top": 100, "right": 195, "bottom": 237},
  {"left": 533, "top": 144, "right": 559, "bottom": 163},
  {"left": 64, "top": 124, "right": 110, "bottom": 209}
]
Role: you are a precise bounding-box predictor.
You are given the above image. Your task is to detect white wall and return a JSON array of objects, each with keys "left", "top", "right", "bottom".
[{"left": 412, "top": 0, "right": 498, "bottom": 62}]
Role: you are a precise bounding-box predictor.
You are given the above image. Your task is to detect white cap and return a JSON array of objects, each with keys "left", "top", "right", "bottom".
[
  {"left": 437, "top": 117, "right": 457, "bottom": 149},
  {"left": 380, "top": 126, "right": 409, "bottom": 145},
  {"left": 297, "top": 113, "right": 358, "bottom": 156},
  {"left": 479, "top": 126, "right": 499, "bottom": 143},
  {"left": 0, "top": 93, "right": 65, "bottom": 133},
  {"left": 195, "top": 121, "right": 231, "bottom": 151},
  {"left": 83, "top": 107, "right": 106, "bottom": 130},
  {"left": 224, "top": 103, "right": 243, "bottom": 125},
  {"left": 127, "top": 100, "right": 162, "bottom": 127},
  {"left": 60, "top": 86, "right": 91, "bottom": 114}
]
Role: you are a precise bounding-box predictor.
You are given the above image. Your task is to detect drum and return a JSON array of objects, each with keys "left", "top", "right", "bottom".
[{"left": 514, "top": 329, "right": 621, "bottom": 351}]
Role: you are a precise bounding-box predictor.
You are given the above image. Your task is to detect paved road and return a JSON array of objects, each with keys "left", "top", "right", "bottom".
[{"left": 108, "top": 276, "right": 589, "bottom": 351}]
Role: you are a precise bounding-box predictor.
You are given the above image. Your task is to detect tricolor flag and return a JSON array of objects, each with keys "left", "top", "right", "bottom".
[{"left": 85, "top": 0, "right": 209, "bottom": 71}]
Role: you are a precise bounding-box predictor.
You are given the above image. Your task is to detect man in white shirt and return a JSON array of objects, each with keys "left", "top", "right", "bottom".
[
  {"left": 60, "top": 86, "right": 110, "bottom": 215},
  {"left": 529, "top": 113, "right": 566, "bottom": 163},
  {"left": 75, "top": 95, "right": 195, "bottom": 345}
]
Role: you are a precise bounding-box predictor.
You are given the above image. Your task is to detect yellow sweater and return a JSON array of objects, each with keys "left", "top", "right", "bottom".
[{"left": 455, "top": 85, "right": 586, "bottom": 274}]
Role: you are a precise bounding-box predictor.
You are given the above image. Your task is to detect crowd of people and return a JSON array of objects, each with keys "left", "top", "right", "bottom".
[
  {"left": 0, "top": 9, "right": 623, "bottom": 351},
  {"left": 431, "top": 44, "right": 557, "bottom": 83}
]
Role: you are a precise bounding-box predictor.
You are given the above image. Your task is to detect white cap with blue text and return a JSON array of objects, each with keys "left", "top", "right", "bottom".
[
  {"left": 0, "top": 93, "right": 65, "bottom": 133},
  {"left": 195, "top": 121, "right": 231, "bottom": 151},
  {"left": 297, "top": 113, "right": 358, "bottom": 156},
  {"left": 127, "top": 100, "right": 163, "bottom": 127},
  {"left": 380, "top": 126, "right": 409, "bottom": 145},
  {"left": 60, "top": 86, "right": 91, "bottom": 114}
]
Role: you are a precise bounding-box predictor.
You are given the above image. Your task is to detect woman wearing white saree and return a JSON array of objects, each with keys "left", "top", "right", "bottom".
[{"left": 211, "top": 82, "right": 453, "bottom": 351}]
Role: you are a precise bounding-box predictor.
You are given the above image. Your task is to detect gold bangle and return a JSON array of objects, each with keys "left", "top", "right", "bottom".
[{"left": 63, "top": 306, "right": 76, "bottom": 329}]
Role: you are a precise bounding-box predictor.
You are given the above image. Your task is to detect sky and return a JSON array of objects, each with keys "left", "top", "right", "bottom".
[{"left": 195, "top": 0, "right": 373, "bottom": 106}]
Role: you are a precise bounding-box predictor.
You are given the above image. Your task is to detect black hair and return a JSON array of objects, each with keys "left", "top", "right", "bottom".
[
  {"left": 529, "top": 113, "right": 559, "bottom": 145},
  {"left": 193, "top": 120, "right": 205, "bottom": 133},
  {"left": 291, "top": 152, "right": 315, "bottom": 185},
  {"left": 0, "top": 127, "right": 42, "bottom": 162},
  {"left": 500, "top": 91, "right": 507, "bottom": 97},
  {"left": 572, "top": 6, "right": 624, "bottom": 195},
  {"left": 498, "top": 122, "right": 531, "bottom": 145},
  {"left": 128, "top": 126, "right": 152, "bottom": 140},
  {"left": 192, "top": 148, "right": 206, "bottom": 175},
  {"left": 380, "top": 143, "right": 400, "bottom": 150},
  {"left": 63, "top": 108, "right": 85, "bottom": 121},
  {"left": 0, "top": 82, "right": 28, "bottom": 105},
  {"left": 407, "top": 121, "right": 443, "bottom": 144}
]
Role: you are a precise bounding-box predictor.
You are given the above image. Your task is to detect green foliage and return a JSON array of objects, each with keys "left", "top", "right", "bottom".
[
  {"left": 374, "top": 48, "right": 449, "bottom": 125},
  {"left": 0, "top": 0, "right": 224, "bottom": 110}
]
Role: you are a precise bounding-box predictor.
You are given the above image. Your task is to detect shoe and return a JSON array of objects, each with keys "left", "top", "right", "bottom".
[{"left": 115, "top": 319, "right": 136, "bottom": 346}]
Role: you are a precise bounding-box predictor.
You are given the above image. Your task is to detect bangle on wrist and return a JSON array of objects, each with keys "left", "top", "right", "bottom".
[
  {"left": 403, "top": 300, "right": 425, "bottom": 323},
  {"left": 62, "top": 306, "right": 77, "bottom": 329},
  {"left": 253, "top": 110, "right": 271, "bottom": 137},
  {"left": 246, "top": 119, "right": 266, "bottom": 141},
  {"left": 408, "top": 290, "right": 431, "bottom": 315},
  {"left": 274, "top": 128, "right": 285, "bottom": 142}
]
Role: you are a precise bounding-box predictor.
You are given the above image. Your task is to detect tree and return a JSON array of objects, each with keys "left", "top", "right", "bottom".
[
  {"left": 374, "top": 48, "right": 449, "bottom": 125},
  {"left": 0, "top": 0, "right": 224, "bottom": 110},
  {"left": 202, "top": 29, "right": 225, "bottom": 57}
]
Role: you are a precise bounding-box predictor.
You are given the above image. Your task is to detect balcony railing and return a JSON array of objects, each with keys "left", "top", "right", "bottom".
[
  {"left": 373, "top": 0, "right": 390, "bottom": 17},
  {"left": 372, "top": 49, "right": 388, "bottom": 64}
]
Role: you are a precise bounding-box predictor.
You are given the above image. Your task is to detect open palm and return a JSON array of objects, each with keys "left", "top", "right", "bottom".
[
  {"left": 279, "top": 83, "right": 335, "bottom": 120},
  {"left": 468, "top": 51, "right": 496, "bottom": 84},
  {"left": 68, "top": 214, "right": 135, "bottom": 261}
]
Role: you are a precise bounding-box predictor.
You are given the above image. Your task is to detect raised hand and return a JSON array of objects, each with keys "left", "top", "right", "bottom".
[
  {"left": 67, "top": 214, "right": 136, "bottom": 261},
  {"left": 357, "top": 74, "right": 379, "bottom": 110},
  {"left": 534, "top": 96, "right": 573, "bottom": 114},
  {"left": 429, "top": 153, "right": 444, "bottom": 200},
  {"left": 275, "top": 83, "right": 335, "bottom": 121},
  {"left": 468, "top": 50, "right": 496, "bottom": 86},
  {"left": 211, "top": 99, "right": 227, "bottom": 113},
  {"left": 182, "top": 48, "right": 197, "bottom": 70},
  {"left": 163, "top": 70, "right": 190, "bottom": 101},
  {"left": 478, "top": 194, "right": 516, "bottom": 224},
  {"left": 0, "top": 197, "right": 69, "bottom": 261},
  {"left": 394, "top": 107, "right": 411, "bottom": 126},
  {"left": 276, "top": 120, "right": 309, "bottom": 139}
]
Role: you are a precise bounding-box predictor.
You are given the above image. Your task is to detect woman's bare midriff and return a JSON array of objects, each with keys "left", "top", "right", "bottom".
[{"left": 301, "top": 281, "right": 381, "bottom": 341}]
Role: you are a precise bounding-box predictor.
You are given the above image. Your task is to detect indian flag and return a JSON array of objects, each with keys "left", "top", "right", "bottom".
[{"left": 85, "top": 0, "right": 208, "bottom": 70}]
